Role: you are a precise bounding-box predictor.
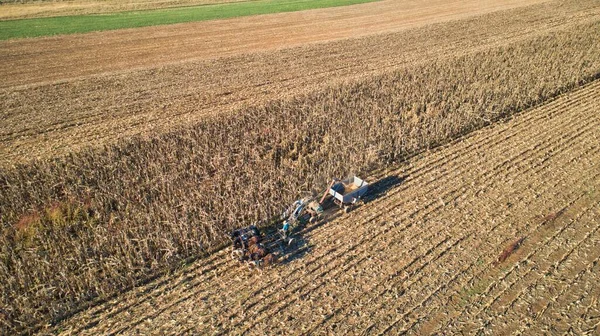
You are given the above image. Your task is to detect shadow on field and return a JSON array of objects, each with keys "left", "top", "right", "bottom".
[
  {"left": 278, "top": 173, "right": 408, "bottom": 264},
  {"left": 362, "top": 174, "right": 407, "bottom": 203},
  {"left": 278, "top": 234, "right": 310, "bottom": 265}
]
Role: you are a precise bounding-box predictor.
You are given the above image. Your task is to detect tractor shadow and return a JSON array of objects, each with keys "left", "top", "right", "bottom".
[
  {"left": 306, "top": 174, "right": 408, "bottom": 232},
  {"left": 257, "top": 224, "right": 311, "bottom": 265},
  {"left": 362, "top": 174, "right": 407, "bottom": 203}
]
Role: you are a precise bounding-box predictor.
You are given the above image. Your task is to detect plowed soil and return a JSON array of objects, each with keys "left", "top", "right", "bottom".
[
  {"left": 2, "top": 0, "right": 598, "bottom": 168},
  {"left": 49, "top": 79, "right": 600, "bottom": 335}
]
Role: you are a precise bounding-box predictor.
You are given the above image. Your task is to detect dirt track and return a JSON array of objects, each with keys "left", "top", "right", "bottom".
[
  {"left": 49, "top": 79, "right": 600, "bottom": 335},
  {"left": 2, "top": 1, "right": 598, "bottom": 168}
]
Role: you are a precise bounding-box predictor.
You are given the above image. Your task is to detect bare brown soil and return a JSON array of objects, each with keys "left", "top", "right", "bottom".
[
  {"left": 0, "top": 0, "right": 548, "bottom": 87},
  {"left": 0, "top": 0, "right": 251, "bottom": 20},
  {"left": 48, "top": 80, "right": 600, "bottom": 335},
  {"left": 1, "top": 0, "right": 597, "bottom": 168}
]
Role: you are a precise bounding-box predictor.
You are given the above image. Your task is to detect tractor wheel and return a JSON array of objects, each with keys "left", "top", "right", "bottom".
[{"left": 344, "top": 205, "right": 351, "bottom": 213}]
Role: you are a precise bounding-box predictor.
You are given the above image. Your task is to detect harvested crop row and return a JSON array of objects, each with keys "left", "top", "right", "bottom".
[
  {"left": 42, "top": 82, "right": 599, "bottom": 332},
  {"left": 49, "top": 78, "right": 600, "bottom": 335},
  {"left": 0, "top": 0, "right": 547, "bottom": 86},
  {"left": 1, "top": 0, "right": 598, "bottom": 167},
  {"left": 71, "top": 83, "right": 599, "bottom": 335},
  {"left": 218, "top": 88, "right": 600, "bottom": 334},
  {"left": 230, "top": 85, "right": 600, "bottom": 336},
  {"left": 1, "top": 17, "right": 600, "bottom": 336},
  {"left": 0, "top": 16, "right": 600, "bottom": 336}
]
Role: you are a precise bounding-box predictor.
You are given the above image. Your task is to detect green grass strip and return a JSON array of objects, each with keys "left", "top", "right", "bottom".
[{"left": 0, "top": 0, "right": 379, "bottom": 40}]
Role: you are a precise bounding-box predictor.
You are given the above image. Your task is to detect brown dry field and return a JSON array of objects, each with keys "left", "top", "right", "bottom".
[
  {"left": 1, "top": 0, "right": 599, "bottom": 334},
  {"left": 0, "top": 0, "right": 252, "bottom": 20},
  {"left": 0, "top": 0, "right": 548, "bottom": 87},
  {"left": 49, "top": 79, "right": 600, "bottom": 335},
  {"left": 2, "top": 0, "right": 599, "bottom": 168}
]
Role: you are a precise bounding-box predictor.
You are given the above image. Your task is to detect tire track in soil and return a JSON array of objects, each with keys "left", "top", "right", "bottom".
[
  {"left": 414, "top": 97, "right": 593, "bottom": 334},
  {"left": 403, "top": 147, "right": 600, "bottom": 334},
  {"left": 418, "top": 93, "right": 600, "bottom": 335},
  {"left": 403, "top": 191, "right": 598, "bottom": 335},
  {"left": 434, "top": 198, "right": 590, "bottom": 332},
  {"left": 349, "top": 193, "right": 600, "bottom": 336},
  {"left": 487, "top": 203, "right": 600, "bottom": 335},
  {"left": 473, "top": 204, "right": 600, "bottom": 329},
  {"left": 461, "top": 171, "right": 600, "bottom": 313},
  {"left": 522, "top": 251, "right": 600, "bottom": 335}
]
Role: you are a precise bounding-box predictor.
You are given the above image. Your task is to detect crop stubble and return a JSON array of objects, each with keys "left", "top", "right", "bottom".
[
  {"left": 2, "top": 0, "right": 582, "bottom": 167},
  {"left": 49, "top": 80, "right": 600, "bottom": 335},
  {"left": 1, "top": 18, "right": 600, "bottom": 336},
  {"left": 1, "top": 0, "right": 600, "bottom": 334},
  {"left": 0, "top": 0, "right": 546, "bottom": 86}
]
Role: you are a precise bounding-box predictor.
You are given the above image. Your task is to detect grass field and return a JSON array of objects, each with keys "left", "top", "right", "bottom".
[
  {"left": 0, "top": 0, "right": 255, "bottom": 20},
  {"left": 0, "top": 0, "right": 377, "bottom": 40}
]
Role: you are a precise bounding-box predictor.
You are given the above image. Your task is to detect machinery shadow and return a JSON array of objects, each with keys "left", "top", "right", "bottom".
[
  {"left": 278, "top": 234, "right": 310, "bottom": 265},
  {"left": 300, "top": 174, "right": 407, "bottom": 236},
  {"left": 276, "top": 174, "right": 407, "bottom": 265},
  {"left": 362, "top": 174, "right": 407, "bottom": 203}
]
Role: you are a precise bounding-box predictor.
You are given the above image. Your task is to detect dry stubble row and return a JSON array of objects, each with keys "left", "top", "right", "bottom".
[
  {"left": 1, "top": 0, "right": 598, "bottom": 166},
  {"left": 1, "top": 18, "right": 600, "bottom": 336},
  {"left": 52, "top": 78, "right": 600, "bottom": 335}
]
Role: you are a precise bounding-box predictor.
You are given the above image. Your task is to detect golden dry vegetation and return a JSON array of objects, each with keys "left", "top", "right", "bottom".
[
  {"left": 1, "top": 0, "right": 600, "bottom": 334},
  {"left": 0, "top": 0, "right": 594, "bottom": 166},
  {"left": 50, "top": 79, "right": 600, "bottom": 335}
]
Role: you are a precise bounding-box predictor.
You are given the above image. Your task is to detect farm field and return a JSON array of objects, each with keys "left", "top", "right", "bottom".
[
  {"left": 49, "top": 80, "right": 600, "bottom": 335},
  {"left": 0, "top": 0, "right": 270, "bottom": 20},
  {"left": 0, "top": 0, "right": 549, "bottom": 86},
  {"left": 0, "top": 0, "right": 379, "bottom": 40},
  {"left": 1, "top": 0, "right": 596, "bottom": 167},
  {"left": 1, "top": 0, "right": 600, "bottom": 334}
]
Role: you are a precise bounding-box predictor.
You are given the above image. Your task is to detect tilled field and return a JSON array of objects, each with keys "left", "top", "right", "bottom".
[
  {"left": 49, "top": 79, "right": 600, "bottom": 335},
  {"left": 0, "top": 0, "right": 546, "bottom": 87},
  {"left": 5, "top": 0, "right": 596, "bottom": 167}
]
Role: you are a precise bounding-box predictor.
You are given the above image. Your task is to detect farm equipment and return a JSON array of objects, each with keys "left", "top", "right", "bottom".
[
  {"left": 323, "top": 176, "right": 369, "bottom": 213},
  {"left": 230, "top": 175, "right": 368, "bottom": 269},
  {"left": 282, "top": 197, "right": 323, "bottom": 225}
]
